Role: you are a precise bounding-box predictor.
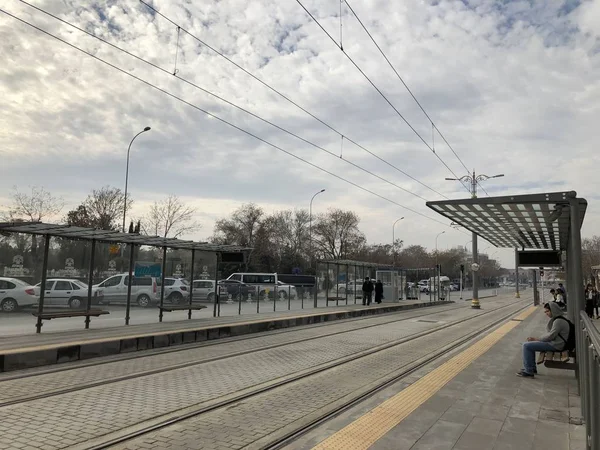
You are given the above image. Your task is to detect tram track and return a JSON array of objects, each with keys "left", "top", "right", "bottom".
[
  {"left": 77, "top": 298, "right": 532, "bottom": 450},
  {"left": 0, "top": 300, "right": 496, "bottom": 406}
]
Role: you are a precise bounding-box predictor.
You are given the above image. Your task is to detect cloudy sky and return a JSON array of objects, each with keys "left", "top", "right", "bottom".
[{"left": 1, "top": 0, "right": 598, "bottom": 268}]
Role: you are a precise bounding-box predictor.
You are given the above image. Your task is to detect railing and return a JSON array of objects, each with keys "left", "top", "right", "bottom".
[{"left": 578, "top": 312, "right": 600, "bottom": 450}]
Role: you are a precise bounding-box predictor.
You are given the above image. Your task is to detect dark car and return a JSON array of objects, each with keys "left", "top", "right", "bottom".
[{"left": 218, "top": 279, "right": 257, "bottom": 300}]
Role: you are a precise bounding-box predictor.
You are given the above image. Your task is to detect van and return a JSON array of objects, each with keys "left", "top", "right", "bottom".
[
  {"left": 226, "top": 273, "right": 282, "bottom": 299},
  {"left": 94, "top": 273, "right": 159, "bottom": 307}
]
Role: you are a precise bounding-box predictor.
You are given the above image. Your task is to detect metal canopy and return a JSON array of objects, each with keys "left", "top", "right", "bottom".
[
  {"left": 0, "top": 222, "right": 252, "bottom": 253},
  {"left": 426, "top": 191, "right": 587, "bottom": 251},
  {"left": 319, "top": 259, "right": 389, "bottom": 268}
]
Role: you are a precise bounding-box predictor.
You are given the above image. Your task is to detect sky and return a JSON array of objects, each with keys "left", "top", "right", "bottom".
[{"left": 1, "top": 0, "right": 599, "bottom": 269}]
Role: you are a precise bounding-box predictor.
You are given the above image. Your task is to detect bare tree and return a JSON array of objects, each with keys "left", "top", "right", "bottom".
[
  {"left": 312, "top": 209, "right": 366, "bottom": 260},
  {"left": 2, "top": 186, "right": 64, "bottom": 277},
  {"left": 83, "top": 186, "right": 131, "bottom": 231},
  {"left": 212, "top": 203, "right": 264, "bottom": 247},
  {"left": 143, "top": 195, "right": 200, "bottom": 238}
]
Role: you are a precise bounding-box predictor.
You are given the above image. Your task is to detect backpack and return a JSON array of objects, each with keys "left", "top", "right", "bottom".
[{"left": 555, "top": 316, "right": 576, "bottom": 352}]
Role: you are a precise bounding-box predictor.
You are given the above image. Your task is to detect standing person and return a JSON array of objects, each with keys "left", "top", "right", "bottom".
[
  {"left": 362, "top": 277, "right": 374, "bottom": 306},
  {"left": 594, "top": 286, "right": 600, "bottom": 319},
  {"left": 375, "top": 280, "right": 384, "bottom": 304},
  {"left": 585, "top": 284, "right": 594, "bottom": 318},
  {"left": 517, "top": 302, "right": 570, "bottom": 378}
]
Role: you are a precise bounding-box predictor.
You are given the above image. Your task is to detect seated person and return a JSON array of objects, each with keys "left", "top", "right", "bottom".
[{"left": 517, "top": 302, "right": 570, "bottom": 378}]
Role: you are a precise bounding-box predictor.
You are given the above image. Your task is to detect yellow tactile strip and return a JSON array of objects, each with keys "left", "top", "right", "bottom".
[{"left": 312, "top": 305, "right": 537, "bottom": 450}]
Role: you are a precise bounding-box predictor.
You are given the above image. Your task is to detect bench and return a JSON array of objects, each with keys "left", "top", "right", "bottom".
[
  {"left": 158, "top": 305, "right": 207, "bottom": 312},
  {"left": 542, "top": 350, "right": 576, "bottom": 370},
  {"left": 32, "top": 309, "right": 110, "bottom": 320}
]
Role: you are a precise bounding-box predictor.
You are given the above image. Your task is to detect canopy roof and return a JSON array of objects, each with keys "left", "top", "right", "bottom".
[
  {"left": 0, "top": 222, "right": 251, "bottom": 253},
  {"left": 426, "top": 191, "right": 587, "bottom": 250}
]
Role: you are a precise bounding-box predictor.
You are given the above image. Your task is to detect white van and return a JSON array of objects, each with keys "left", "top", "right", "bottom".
[{"left": 226, "top": 273, "right": 286, "bottom": 299}]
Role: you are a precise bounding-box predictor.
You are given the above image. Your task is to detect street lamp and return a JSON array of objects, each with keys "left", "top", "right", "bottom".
[
  {"left": 392, "top": 217, "right": 404, "bottom": 266},
  {"left": 446, "top": 171, "right": 504, "bottom": 309},
  {"left": 122, "top": 127, "right": 151, "bottom": 233},
  {"left": 309, "top": 189, "right": 326, "bottom": 268}
]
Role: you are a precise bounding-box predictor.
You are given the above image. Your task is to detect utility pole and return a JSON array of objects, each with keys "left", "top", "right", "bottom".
[{"left": 446, "top": 170, "right": 504, "bottom": 309}]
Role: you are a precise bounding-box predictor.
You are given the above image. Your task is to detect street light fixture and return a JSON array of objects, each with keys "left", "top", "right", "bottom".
[
  {"left": 122, "top": 127, "right": 151, "bottom": 233},
  {"left": 392, "top": 217, "right": 404, "bottom": 266},
  {"left": 446, "top": 170, "right": 504, "bottom": 309},
  {"left": 309, "top": 189, "right": 326, "bottom": 269}
]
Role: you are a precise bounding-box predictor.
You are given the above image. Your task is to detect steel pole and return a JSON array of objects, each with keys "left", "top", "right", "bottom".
[
  {"left": 35, "top": 235, "right": 51, "bottom": 334},
  {"left": 188, "top": 249, "right": 195, "bottom": 319},
  {"left": 309, "top": 189, "right": 325, "bottom": 270},
  {"left": 515, "top": 247, "right": 520, "bottom": 298},
  {"left": 85, "top": 239, "right": 96, "bottom": 329}
]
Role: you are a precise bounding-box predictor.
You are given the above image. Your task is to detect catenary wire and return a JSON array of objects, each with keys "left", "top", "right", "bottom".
[
  {"left": 343, "top": 0, "right": 471, "bottom": 175},
  {"left": 0, "top": 8, "right": 467, "bottom": 231},
  {"left": 17, "top": 0, "right": 430, "bottom": 203},
  {"left": 137, "top": 0, "right": 448, "bottom": 200},
  {"left": 295, "top": 0, "right": 472, "bottom": 194}
]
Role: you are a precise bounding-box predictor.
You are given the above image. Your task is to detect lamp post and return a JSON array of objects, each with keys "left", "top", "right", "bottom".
[
  {"left": 392, "top": 217, "right": 404, "bottom": 266},
  {"left": 309, "top": 189, "right": 325, "bottom": 269},
  {"left": 446, "top": 171, "right": 504, "bottom": 309},
  {"left": 435, "top": 231, "right": 445, "bottom": 265},
  {"left": 122, "top": 127, "right": 151, "bottom": 233}
]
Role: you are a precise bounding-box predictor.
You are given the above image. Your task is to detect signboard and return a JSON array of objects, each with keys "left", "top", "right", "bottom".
[
  {"left": 518, "top": 251, "right": 562, "bottom": 267},
  {"left": 134, "top": 262, "right": 162, "bottom": 278}
]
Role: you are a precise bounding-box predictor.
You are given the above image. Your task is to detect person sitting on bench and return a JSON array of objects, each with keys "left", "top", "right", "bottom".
[{"left": 517, "top": 302, "right": 570, "bottom": 378}]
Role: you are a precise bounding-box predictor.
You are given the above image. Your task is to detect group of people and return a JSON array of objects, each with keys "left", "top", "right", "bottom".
[
  {"left": 584, "top": 283, "right": 600, "bottom": 319},
  {"left": 361, "top": 277, "right": 384, "bottom": 305}
]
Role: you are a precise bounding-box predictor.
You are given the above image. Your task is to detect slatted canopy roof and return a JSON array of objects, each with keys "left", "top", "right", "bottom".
[
  {"left": 426, "top": 191, "right": 587, "bottom": 251},
  {"left": 0, "top": 222, "right": 252, "bottom": 253}
]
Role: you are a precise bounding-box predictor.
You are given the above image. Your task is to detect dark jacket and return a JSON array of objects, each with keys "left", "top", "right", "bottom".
[
  {"left": 362, "top": 280, "right": 374, "bottom": 293},
  {"left": 375, "top": 281, "right": 384, "bottom": 301}
]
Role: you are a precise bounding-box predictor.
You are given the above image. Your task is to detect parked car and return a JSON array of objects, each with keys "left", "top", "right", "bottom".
[
  {"left": 33, "top": 278, "right": 104, "bottom": 309},
  {"left": 0, "top": 277, "right": 38, "bottom": 312},
  {"left": 161, "top": 278, "right": 190, "bottom": 304},
  {"left": 191, "top": 279, "right": 257, "bottom": 302},
  {"left": 275, "top": 281, "right": 297, "bottom": 300},
  {"left": 93, "top": 274, "right": 159, "bottom": 307}
]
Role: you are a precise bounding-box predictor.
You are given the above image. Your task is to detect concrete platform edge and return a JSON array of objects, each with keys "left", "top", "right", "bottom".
[{"left": 0, "top": 300, "right": 452, "bottom": 372}]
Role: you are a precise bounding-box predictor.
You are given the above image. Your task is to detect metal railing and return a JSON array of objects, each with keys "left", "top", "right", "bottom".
[{"left": 578, "top": 312, "right": 600, "bottom": 450}]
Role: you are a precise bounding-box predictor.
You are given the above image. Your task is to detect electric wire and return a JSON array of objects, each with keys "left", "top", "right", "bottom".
[
  {"left": 137, "top": 0, "right": 448, "bottom": 200},
  {"left": 343, "top": 0, "right": 471, "bottom": 175},
  {"left": 0, "top": 7, "right": 465, "bottom": 231},
  {"left": 16, "top": 0, "right": 429, "bottom": 203},
  {"left": 295, "top": 0, "right": 472, "bottom": 194}
]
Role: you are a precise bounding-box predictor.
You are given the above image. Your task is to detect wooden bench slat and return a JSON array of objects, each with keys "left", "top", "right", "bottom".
[
  {"left": 158, "top": 305, "right": 207, "bottom": 312},
  {"left": 544, "top": 360, "right": 576, "bottom": 370},
  {"left": 33, "top": 310, "right": 109, "bottom": 319}
]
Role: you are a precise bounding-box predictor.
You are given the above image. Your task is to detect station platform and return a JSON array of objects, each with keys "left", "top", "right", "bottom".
[
  {"left": 295, "top": 304, "right": 587, "bottom": 450},
  {"left": 0, "top": 299, "right": 451, "bottom": 373}
]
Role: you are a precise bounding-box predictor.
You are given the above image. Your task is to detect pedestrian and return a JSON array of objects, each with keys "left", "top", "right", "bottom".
[
  {"left": 585, "top": 284, "right": 595, "bottom": 318},
  {"left": 375, "top": 279, "right": 384, "bottom": 304},
  {"left": 517, "top": 302, "right": 570, "bottom": 378},
  {"left": 362, "top": 277, "right": 374, "bottom": 306},
  {"left": 557, "top": 283, "right": 567, "bottom": 304},
  {"left": 594, "top": 286, "right": 600, "bottom": 319}
]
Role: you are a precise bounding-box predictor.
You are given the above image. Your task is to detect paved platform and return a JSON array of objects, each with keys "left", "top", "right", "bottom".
[
  {"left": 295, "top": 303, "right": 586, "bottom": 450},
  {"left": 0, "top": 299, "right": 451, "bottom": 372}
]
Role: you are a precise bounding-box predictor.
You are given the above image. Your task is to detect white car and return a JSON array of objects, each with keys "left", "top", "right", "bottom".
[
  {"left": 34, "top": 279, "right": 104, "bottom": 309},
  {"left": 161, "top": 278, "right": 190, "bottom": 304},
  {"left": 0, "top": 277, "right": 38, "bottom": 312},
  {"left": 93, "top": 273, "right": 159, "bottom": 307},
  {"left": 275, "top": 281, "right": 297, "bottom": 300}
]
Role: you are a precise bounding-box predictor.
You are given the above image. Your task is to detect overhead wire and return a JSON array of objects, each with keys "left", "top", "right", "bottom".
[
  {"left": 0, "top": 7, "right": 467, "bottom": 232},
  {"left": 16, "top": 0, "right": 430, "bottom": 203},
  {"left": 343, "top": 0, "right": 471, "bottom": 175},
  {"left": 137, "top": 0, "right": 448, "bottom": 200},
  {"left": 295, "top": 0, "right": 472, "bottom": 194}
]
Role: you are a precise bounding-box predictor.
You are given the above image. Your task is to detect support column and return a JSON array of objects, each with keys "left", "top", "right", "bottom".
[
  {"left": 35, "top": 235, "right": 51, "bottom": 334},
  {"left": 515, "top": 248, "right": 520, "bottom": 298},
  {"left": 213, "top": 253, "right": 220, "bottom": 317},
  {"left": 568, "top": 194, "right": 584, "bottom": 400},
  {"left": 188, "top": 249, "right": 195, "bottom": 320},
  {"left": 85, "top": 240, "right": 96, "bottom": 329},
  {"left": 159, "top": 247, "right": 167, "bottom": 323},
  {"left": 125, "top": 244, "right": 135, "bottom": 326},
  {"left": 471, "top": 232, "right": 480, "bottom": 309}
]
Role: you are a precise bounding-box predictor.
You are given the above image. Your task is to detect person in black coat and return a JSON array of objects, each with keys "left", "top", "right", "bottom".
[
  {"left": 362, "top": 277, "right": 374, "bottom": 305},
  {"left": 375, "top": 280, "right": 384, "bottom": 304}
]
